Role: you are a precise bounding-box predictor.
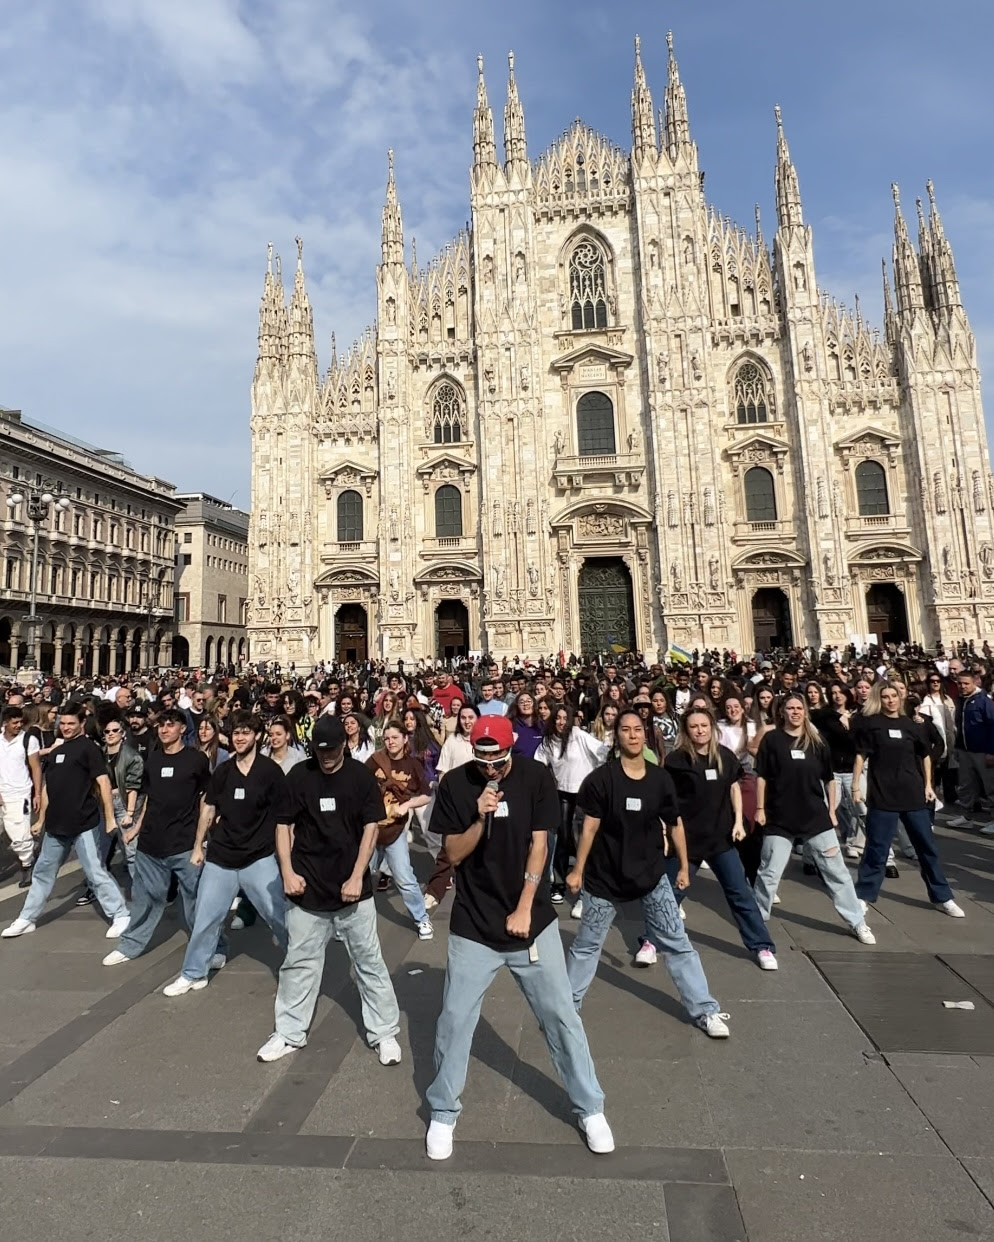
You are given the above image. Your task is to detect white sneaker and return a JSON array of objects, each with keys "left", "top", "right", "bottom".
[
  {"left": 106, "top": 914, "right": 130, "bottom": 939},
  {"left": 634, "top": 938, "right": 657, "bottom": 967},
  {"left": 102, "top": 949, "right": 131, "bottom": 966},
  {"left": 209, "top": 953, "right": 227, "bottom": 971},
  {"left": 424, "top": 893, "right": 439, "bottom": 912},
  {"left": 853, "top": 922, "right": 876, "bottom": 945},
  {"left": 257, "top": 1032, "right": 299, "bottom": 1062},
  {"left": 859, "top": 898, "right": 869, "bottom": 915},
  {"left": 843, "top": 843, "right": 861, "bottom": 859},
  {"left": 426, "top": 1119, "right": 455, "bottom": 1160},
  {"left": 579, "top": 1112, "right": 615, "bottom": 1153},
  {"left": 679, "top": 905, "right": 687, "bottom": 920},
  {"left": 939, "top": 899, "right": 966, "bottom": 918},
  {"left": 162, "top": 974, "right": 208, "bottom": 997},
  {"left": 377, "top": 1036, "right": 402, "bottom": 1066},
  {"left": 979, "top": 824, "right": 994, "bottom": 837},
  {"left": 1, "top": 918, "right": 36, "bottom": 939},
  {"left": 417, "top": 918, "right": 434, "bottom": 941},
  {"left": 946, "top": 815, "right": 971, "bottom": 828},
  {"left": 570, "top": 899, "right": 583, "bottom": 919},
  {"left": 771, "top": 892, "right": 782, "bottom": 905},
  {"left": 700, "top": 1012, "right": 731, "bottom": 1038},
  {"left": 230, "top": 915, "right": 246, "bottom": 930},
  {"left": 757, "top": 949, "right": 778, "bottom": 971}
]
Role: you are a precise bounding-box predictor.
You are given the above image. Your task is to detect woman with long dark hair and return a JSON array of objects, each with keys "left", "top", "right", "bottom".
[
  {"left": 752, "top": 694, "right": 874, "bottom": 943},
  {"left": 717, "top": 693, "right": 762, "bottom": 883},
  {"left": 812, "top": 681, "right": 862, "bottom": 858},
  {"left": 509, "top": 691, "right": 544, "bottom": 758}
]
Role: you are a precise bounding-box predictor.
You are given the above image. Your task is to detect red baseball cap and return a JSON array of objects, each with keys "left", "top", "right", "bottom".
[{"left": 469, "top": 715, "right": 513, "bottom": 756}]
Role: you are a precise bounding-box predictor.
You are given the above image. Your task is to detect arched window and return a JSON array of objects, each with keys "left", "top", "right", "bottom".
[
  {"left": 435, "top": 485, "right": 463, "bottom": 538},
  {"left": 744, "top": 467, "right": 777, "bottom": 523},
  {"left": 855, "top": 460, "right": 889, "bottom": 516},
  {"left": 337, "top": 490, "right": 363, "bottom": 542},
  {"left": 569, "top": 239, "right": 608, "bottom": 330},
  {"left": 732, "top": 359, "right": 776, "bottom": 424},
  {"left": 431, "top": 382, "right": 464, "bottom": 444},
  {"left": 576, "top": 391, "right": 616, "bottom": 456}
]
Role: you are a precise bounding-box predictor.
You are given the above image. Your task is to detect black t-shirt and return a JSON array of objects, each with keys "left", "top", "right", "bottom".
[
  {"left": 857, "top": 715, "right": 929, "bottom": 812},
  {"left": 812, "top": 708, "right": 858, "bottom": 773},
  {"left": 284, "top": 756, "right": 385, "bottom": 912},
  {"left": 45, "top": 735, "right": 105, "bottom": 837},
  {"left": 664, "top": 746, "right": 743, "bottom": 862},
  {"left": 755, "top": 729, "right": 834, "bottom": 839},
  {"left": 206, "top": 753, "right": 290, "bottom": 869},
  {"left": 576, "top": 760, "right": 680, "bottom": 902},
  {"left": 139, "top": 747, "right": 211, "bottom": 858},
  {"left": 129, "top": 727, "right": 155, "bottom": 764},
  {"left": 432, "top": 756, "right": 559, "bottom": 951}
]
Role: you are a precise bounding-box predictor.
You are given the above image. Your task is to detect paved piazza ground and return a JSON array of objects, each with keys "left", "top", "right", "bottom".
[{"left": 1, "top": 820, "right": 994, "bottom": 1241}]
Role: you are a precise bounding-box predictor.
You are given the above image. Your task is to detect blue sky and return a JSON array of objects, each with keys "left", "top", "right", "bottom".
[{"left": 1, "top": 0, "right": 991, "bottom": 505}]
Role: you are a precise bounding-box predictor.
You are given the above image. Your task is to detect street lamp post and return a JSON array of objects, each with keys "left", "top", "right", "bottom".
[
  {"left": 5, "top": 490, "right": 72, "bottom": 663},
  {"left": 144, "top": 568, "right": 165, "bottom": 669}
]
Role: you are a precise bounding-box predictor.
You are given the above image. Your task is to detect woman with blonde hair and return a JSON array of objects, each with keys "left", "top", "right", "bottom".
[
  {"left": 752, "top": 694, "right": 874, "bottom": 943},
  {"left": 371, "top": 691, "right": 400, "bottom": 749}
]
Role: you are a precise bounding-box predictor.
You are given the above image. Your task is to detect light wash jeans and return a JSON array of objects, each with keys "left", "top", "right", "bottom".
[
  {"left": 427, "top": 920, "right": 604, "bottom": 1125},
  {"left": 274, "top": 898, "right": 400, "bottom": 1048},
  {"left": 20, "top": 826, "right": 127, "bottom": 924},
  {"left": 107, "top": 794, "right": 139, "bottom": 876},
  {"left": 373, "top": 835, "right": 427, "bottom": 923},
  {"left": 567, "top": 874, "right": 721, "bottom": 1023},
  {"left": 833, "top": 771, "right": 863, "bottom": 844},
  {"left": 754, "top": 830, "right": 865, "bottom": 928},
  {"left": 117, "top": 849, "right": 201, "bottom": 958},
  {"left": 179, "top": 856, "right": 287, "bottom": 982}
]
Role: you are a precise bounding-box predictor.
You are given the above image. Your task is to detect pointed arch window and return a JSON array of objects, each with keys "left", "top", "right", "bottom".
[
  {"left": 435, "top": 485, "right": 463, "bottom": 538},
  {"left": 576, "top": 391, "right": 616, "bottom": 456},
  {"left": 744, "top": 467, "right": 777, "bottom": 523},
  {"left": 732, "top": 359, "right": 776, "bottom": 424},
  {"left": 337, "top": 490, "right": 363, "bottom": 542},
  {"left": 855, "top": 460, "right": 889, "bottom": 516},
  {"left": 431, "top": 381, "right": 464, "bottom": 444},
  {"left": 569, "top": 239, "right": 608, "bottom": 330}
]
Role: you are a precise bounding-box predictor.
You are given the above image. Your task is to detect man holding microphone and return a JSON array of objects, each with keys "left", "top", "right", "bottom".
[{"left": 425, "top": 716, "right": 613, "bottom": 1161}]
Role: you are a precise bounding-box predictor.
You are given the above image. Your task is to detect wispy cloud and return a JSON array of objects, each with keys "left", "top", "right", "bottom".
[{"left": 0, "top": 0, "right": 991, "bottom": 504}]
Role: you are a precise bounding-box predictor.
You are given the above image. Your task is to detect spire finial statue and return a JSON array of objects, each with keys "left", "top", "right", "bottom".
[
  {"left": 663, "top": 29, "right": 691, "bottom": 156},
  {"left": 473, "top": 52, "right": 498, "bottom": 174},
  {"left": 503, "top": 48, "right": 527, "bottom": 168},
  {"left": 774, "top": 104, "right": 803, "bottom": 229},
  {"left": 267, "top": 240, "right": 273, "bottom": 273},
  {"left": 381, "top": 148, "right": 403, "bottom": 264},
  {"left": 631, "top": 31, "right": 656, "bottom": 161}
]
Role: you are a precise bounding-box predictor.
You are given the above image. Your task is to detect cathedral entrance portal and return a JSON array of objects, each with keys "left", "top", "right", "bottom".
[
  {"left": 335, "top": 604, "right": 368, "bottom": 663},
  {"left": 436, "top": 600, "right": 469, "bottom": 660},
  {"left": 866, "top": 583, "right": 909, "bottom": 645},
  {"left": 578, "top": 558, "right": 635, "bottom": 658},
  {"left": 751, "top": 588, "right": 793, "bottom": 651}
]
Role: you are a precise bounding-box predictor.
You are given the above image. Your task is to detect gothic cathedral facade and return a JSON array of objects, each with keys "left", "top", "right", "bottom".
[{"left": 248, "top": 35, "right": 993, "bottom": 669}]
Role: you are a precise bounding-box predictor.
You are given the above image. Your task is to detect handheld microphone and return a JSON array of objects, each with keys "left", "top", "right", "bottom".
[{"left": 484, "top": 779, "right": 500, "bottom": 840}]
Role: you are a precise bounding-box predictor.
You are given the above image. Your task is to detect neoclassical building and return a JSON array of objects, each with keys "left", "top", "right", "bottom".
[{"left": 248, "top": 34, "right": 993, "bottom": 667}]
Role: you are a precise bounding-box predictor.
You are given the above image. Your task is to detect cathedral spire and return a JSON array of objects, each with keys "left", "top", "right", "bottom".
[
  {"left": 916, "top": 194, "right": 936, "bottom": 310},
  {"left": 891, "top": 182, "right": 924, "bottom": 315},
  {"left": 754, "top": 203, "right": 766, "bottom": 254},
  {"left": 381, "top": 149, "right": 404, "bottom": 266},
  {"left": 631, "top": 34, "right": 657, "bottom": 163},
  {"left": 503, "top": 51, "right": 527, "bottom": 169},
  {"left": 287, "top": 235, "right": 315, "bottom": 359},
  {"left": 881, "top": 258, "right": 897, "bottom": 340},
  {"left": 663, "top": 30, "right": 692, "bottom": 157},
  {"left": 473, "top": 54, "right": 498, "bottom": 175},
  {"left": 256, "top": 241, "right": 281, "bottom": 364},
  {"left": 774, "top": 105, "right": 803, "bottom": 229},
  {"left": 926, "top": 179, "right": 962, "bottom": 311}
]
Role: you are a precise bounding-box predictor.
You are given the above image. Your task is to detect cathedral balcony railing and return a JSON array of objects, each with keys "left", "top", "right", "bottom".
[
  {"left": 553, "top": 452, "right": 644, "bottom": 491},
  {"left": 844, "top": 514, "right": 908, "bottom": 537},
  {"left": 731, "top": 519, "right": 794, "bottom": 542},
  {"left": 422, "top": 536, "right": 478, "bottom": 557},
  {"left": 321, "top": 540, "right": 378, "bottom": 563}
]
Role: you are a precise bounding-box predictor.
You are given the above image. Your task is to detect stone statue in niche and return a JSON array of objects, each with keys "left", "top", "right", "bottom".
[
  {"left": 627, "top": 428, "right": 641, "bottom": 453},
  {"left": 519, "top": 364, "right": 530, "bottom": 392},
  {"left": 514, "top": 252, "right": 526, "bottom": 283},
  {"left": 942, "top": 545, "right": 954, "bottom": 581},
  {"left": 386, "top": 370, "right": 396, "bottom": 401},
  {"left": 656, "top": 352, "right": 669, "bottom": 386},
  {"left": 690, "top": 351, "right": 703, "bottom": 381},
  {"left": 494, "top": 564, "right": 506, "bottom": 599},
  {"left": 389, "top": 570, "right": 400, "bottom": 602},
  {"left": 483, "top": 254, "right": 494, "bottom": 283},
  {"left": 707, "top": 556, "right": 720, "bottom": 591},
  {"left": 553, "top": 429, "right": 565, "bottom": 457},
  {"left": 385, "top": 298, "right": 396, "bottom": 325},
  {"left": 671, "top": 561, "right": 683, "bottom": 593},
  {"left": 287, "top": 571, "right": 299, "bottom": 602},
  {"left": 683, "top": 237, "right": 694, "bottom": 265},
  {"left": 802, "top": 341, "right": 813, "bottom": 373},
  {"left": 484, "top": 364, "right": 496, "bottom": 394},
  {"left": 823, "top": 553, "right": 835, "bottom": 586},
  {"left": 254, "top": 575, "right": 267, "bottom": 608},
  {"left": 980, "top": 544, "right": 994, "bottom": 580},
  {"left": 793, "top": 263, "right": 806, "bottom": 291},
  {"left": 526, "top": 563, "right": 540, "bottom": 597}
]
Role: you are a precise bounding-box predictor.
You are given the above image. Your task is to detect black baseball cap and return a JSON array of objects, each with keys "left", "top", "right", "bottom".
[
  {"left": 127, "top": 702, "right": 149, "bottom": 718},
  {"left": 312, "top": 715, "right": 346, "bottom": 749}
]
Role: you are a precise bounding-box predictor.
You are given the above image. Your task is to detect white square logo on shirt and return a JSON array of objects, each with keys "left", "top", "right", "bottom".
[
  {"left": 234, "top": 788, "right": 246, "bottom": 801},
  {"left": 790, "top": 749, "right": 805, "bottom": 760},
  {"left": 55, "top": 754, "right": 65, "bottom": 764},
  {"left": 888, "top": 729, "right": 902, "bottom": 739},
  {"left": 320, "top": 797, "right": 336, "bottom": 812},
  {"left": 626, "top": 797, "right": 642, "bottom": 811},
  {"left": 161, "top": 767, "right": 174, "bottom": 778},
  {"left": 494, "top": 801, "right": 509, "bottom": 818},
  {"left": 705, "top": 769, "right": 718, "bottom": 782}
]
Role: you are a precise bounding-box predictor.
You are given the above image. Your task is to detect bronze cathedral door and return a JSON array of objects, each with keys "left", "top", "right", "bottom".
[{"left": 578, "top": 558, "right": 636, "bottom": 657}]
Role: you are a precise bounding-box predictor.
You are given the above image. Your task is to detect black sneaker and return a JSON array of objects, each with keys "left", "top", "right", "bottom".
[
  {"left": 376, "top": 874, "right": 391, "bottom": 893},
  {"left": 75, "top": 888, "right": 95, "bottom": 906},
  {"left": 885, "top": 864, "right": 900, "bottom": 879},
  {"left": 551, "top": 886, "right": 565, "bottom": 904},
  {"left": 17, "top": 866, "right": 32, "bottom": 889}
]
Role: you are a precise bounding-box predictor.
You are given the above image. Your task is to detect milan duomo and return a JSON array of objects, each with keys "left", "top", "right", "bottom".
[{"left": 248, "top": 34, "right": 993, "bottom": 670}]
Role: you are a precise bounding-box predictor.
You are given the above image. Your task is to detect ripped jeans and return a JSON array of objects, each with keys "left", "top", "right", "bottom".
[
  {"left": 754, "top": 830, "right": 865, "bottom": 929},
  {"left": 566, "top": 874, "right": 720, "bottom": 1023}
]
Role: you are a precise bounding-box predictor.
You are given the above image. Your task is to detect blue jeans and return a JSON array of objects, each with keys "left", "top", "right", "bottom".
[
  {"left": 754, "top": 831, "right": 865, "bottom": 928},
  {"left": 179, "top": 857, "right": 288, "bottom": 981},
  {"left": 834, "top": 771, "right": 863, "bottom": 843},
  {"left": 373, "top": 835, "right": 427, "bottom": 923},
  {"left": 427, "top": 920, "right": 604, "bottom": 1125},
  {"left": 20, "top": 826, "right": 128, "bottom": 924},
  {"left": 857, "top": 807, "right": 954, "bottom": 904},
  {"left": 274, "top": 898, "right": 399, "bottom": 1048},
  {"left": 107, "top": 796, "right": 139, "bottom": 876},
  {"left": 567, "top": 874, "right": 721, "bottom": 1023},
  {"left": 116, "top": 849, "right": 201, "bottom": 959},
  {"left": 660, "top": 849, "right": 774, "bottom": 954}
]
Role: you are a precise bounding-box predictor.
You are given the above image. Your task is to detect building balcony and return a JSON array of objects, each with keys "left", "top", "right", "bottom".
[
  {"left": 553, "top": 452, "right": 645, "bottom": 490},
  {"left": 320, "top": 540, "right": 378, "bottom": 564},
  {"left": 421, "top": 536, "right": 479, "bottom": 558},
  {"left": 844, "top": 513, "right": 909, "bottom": 537},
  {"left": 731, "top": 519, "right": 795, "bottom": 543}
]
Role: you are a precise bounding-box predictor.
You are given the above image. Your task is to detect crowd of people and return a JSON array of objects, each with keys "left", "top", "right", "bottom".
[{"left": 0, "top": 639, "right": 988, "bottom": 1159}]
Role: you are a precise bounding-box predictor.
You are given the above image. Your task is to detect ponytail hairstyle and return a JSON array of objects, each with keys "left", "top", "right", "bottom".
[
  {"left": 775, "top": 692, "right": 825, "bottom": 752},
  {"left": 674, "top": 706, "right": 723, "bottom": 774}
]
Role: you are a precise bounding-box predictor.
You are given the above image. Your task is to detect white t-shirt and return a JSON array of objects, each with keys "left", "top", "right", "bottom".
[{"left": 0, "top": 732, "right": 39, "bottom": 795}]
